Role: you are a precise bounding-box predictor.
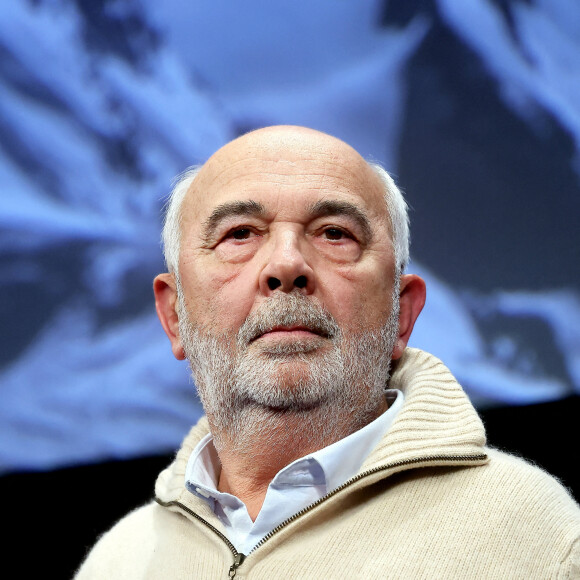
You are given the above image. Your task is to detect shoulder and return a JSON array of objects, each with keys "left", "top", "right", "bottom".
[
  {"left": 481, "top": 448, "right": 580, "bottom": 576},
  {"left": 484, "top": 446, "right": 578, "bottom": 506},
  {"left": 74, "top": 502, "right": 160, "bottom": 579},
  {"left": 477, "top": 448, "right": 580, "bottom": 539}
]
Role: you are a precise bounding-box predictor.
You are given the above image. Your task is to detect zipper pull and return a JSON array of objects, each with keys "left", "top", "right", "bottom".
[{"left": 228, "top": 553, "right": 246, "bottom": 578}]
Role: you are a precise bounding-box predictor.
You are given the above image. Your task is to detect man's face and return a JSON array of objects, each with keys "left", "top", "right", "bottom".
[
  {"left": 167, "top": 127, "right": 403, "bottom": 443},
  {"left": 177, "top": 127, "right": 398, "bottom": 356}
]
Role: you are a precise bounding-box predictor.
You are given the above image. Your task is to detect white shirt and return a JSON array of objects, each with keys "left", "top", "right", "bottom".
[{"left": 185, "top": 389, "right": 404, "bottom": 554}]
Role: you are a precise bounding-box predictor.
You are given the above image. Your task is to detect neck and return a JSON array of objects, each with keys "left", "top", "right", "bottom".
[{"left": 209, "top": 398, "right": 388, "bottom": 520}]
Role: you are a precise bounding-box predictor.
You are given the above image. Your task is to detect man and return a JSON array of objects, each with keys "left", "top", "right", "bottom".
[{"left": 76, "top": 126, "right": 580, "bottom": 578}]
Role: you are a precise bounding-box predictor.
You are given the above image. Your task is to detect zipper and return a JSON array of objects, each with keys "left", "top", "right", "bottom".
[
  {"left": 156, "top": 452, "right": 487, "bottom": 577},
  {"left": 155, "top": 496, "right": 246, "bottom": 577},
  {"left": 228, "top": 553, "right": 246, "bottom": 578},
  {"left": 249, "top": 452, "right": 487, "bottom": 552}
]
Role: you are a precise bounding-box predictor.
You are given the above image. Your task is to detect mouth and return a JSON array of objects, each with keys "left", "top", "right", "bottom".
[{"left": 251, "top": 325, "right": 330, "bottom": 343}]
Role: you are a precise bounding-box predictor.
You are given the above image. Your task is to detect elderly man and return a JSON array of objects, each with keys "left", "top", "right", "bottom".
[{"left": 76, "top": 126, "right": 580, "bottom": 578}]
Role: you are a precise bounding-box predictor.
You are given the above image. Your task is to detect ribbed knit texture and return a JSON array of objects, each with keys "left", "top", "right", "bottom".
[{"left": 75, "top": 348, "right": 580, "bottom": 579}]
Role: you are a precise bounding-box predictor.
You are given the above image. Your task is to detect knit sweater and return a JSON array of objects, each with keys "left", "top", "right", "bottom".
[{"left": 75, "top": 348, "right": 580, "bottom": 579}]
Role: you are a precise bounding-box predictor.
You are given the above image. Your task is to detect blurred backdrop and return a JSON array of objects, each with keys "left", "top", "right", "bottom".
[{"left": 1, "top": 0, "right": 579, "bottom": 576}]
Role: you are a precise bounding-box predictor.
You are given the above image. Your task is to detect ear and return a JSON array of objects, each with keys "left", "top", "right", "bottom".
[
  {"left": 153, "top": 273, "right": 186, "bottom": 360},
  {"left": 391, "top": 274, "right": 426, "bottom": 360}
]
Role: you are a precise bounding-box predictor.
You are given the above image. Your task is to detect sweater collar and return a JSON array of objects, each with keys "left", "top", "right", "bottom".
[{"left": 361, "top": 347, "right": 487, "bottom": 471}]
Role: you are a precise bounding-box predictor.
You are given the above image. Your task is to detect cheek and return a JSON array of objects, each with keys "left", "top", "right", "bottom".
[
  {"left": 325, "top": 265, "right": 395, "bottom": 329},
  {"left": 183, "top": 262, "right": 258, "bottom": 329}
]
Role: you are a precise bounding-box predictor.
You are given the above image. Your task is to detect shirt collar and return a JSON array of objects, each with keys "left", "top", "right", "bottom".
[
  {"left": 185, "top": 389, "right": 403, "bottom": 500},
  {"left": 309, "top": 388, "right": 403, "bottom": 491}
]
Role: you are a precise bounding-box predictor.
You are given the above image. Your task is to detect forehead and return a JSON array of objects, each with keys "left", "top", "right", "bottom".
[{"left": 182, "top": 130, "right": 388, "bottom": 226}]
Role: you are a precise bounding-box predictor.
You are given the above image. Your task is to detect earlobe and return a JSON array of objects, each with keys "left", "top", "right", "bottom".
[
  {"left": 391, "top": 274, "right": 426, "bottom": 360},
  {"left": 153, "top": 273, "right": 186, "bottom": 360}
]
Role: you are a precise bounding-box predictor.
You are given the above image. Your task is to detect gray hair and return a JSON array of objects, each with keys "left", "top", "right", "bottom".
[
  {"left": 161, "top": 162, "right": 410, "bottom": 276},
  {"left": 367, "top": 162, "right": 410, "bottom": 273},
  {"left": 161, "top": 166, "right": 202, "bottom": 277}
]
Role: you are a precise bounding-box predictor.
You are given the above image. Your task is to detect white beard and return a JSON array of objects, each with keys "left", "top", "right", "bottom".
[{"left": 177, "top": 284, "right": 400, "bottom": 453}]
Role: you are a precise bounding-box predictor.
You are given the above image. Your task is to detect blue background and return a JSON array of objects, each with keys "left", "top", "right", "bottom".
[{"left": 1, "top": 1, "right": 579, "bottom": 573}]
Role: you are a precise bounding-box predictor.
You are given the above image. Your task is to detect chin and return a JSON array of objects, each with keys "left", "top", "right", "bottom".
[
  {"left": 249, "top": 392, "right": 330, "bottom": 414},
  {"left": 240, "top": 370, "right": 334, "bottom": 411}
]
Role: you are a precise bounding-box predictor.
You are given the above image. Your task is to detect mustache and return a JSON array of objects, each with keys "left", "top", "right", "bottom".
[{"left": 237, "top": 293, "right": 340, "bottom": 345}]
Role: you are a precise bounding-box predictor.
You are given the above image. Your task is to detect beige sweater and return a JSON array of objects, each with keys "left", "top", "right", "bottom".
[{"left": 75, "top": 349, "right": 580, "bottom": 579}]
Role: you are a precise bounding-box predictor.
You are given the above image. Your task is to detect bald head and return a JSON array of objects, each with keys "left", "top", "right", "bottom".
[
  {"left": 161, "top": 126, "right": 410, "bottom": 276},
  {"left": 192, "top": 126, "right": 382, "bottom": 205}
]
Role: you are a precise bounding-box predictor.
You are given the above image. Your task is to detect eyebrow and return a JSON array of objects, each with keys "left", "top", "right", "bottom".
[
  {"left": 201, "top": 200, "right": 266, "bottom": 241},
  {"left": 200, "top": 197, "right": 373, "bottom": 243},
  {"left": 308, "top": 199, "right": 373, "bottom": 242}
]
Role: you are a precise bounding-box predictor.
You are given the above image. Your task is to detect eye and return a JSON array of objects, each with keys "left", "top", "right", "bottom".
[
  {"left": 221, "top": 226, "right": 262, "bottom": 245},
  {"left": 231, "top": 228, "right": 252, "bottom": 240},
  {"left": 323, "top": 227, "right": 349, "bottom": 241}
]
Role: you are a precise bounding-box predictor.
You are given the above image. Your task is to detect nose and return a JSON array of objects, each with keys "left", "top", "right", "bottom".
[{"left": 259, "top": 230, "right": 315, "bottom": 295}]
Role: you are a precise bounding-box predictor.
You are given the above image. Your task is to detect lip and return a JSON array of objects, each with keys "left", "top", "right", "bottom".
[{"left": 253, "top": 325, "right": 323, "bottom": 342}]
